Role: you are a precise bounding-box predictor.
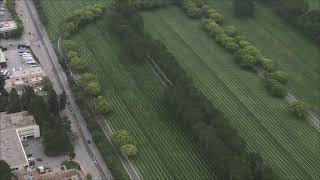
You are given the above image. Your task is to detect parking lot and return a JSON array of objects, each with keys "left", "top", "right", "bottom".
[
  {"left": 1, "top": 47, "right": 39, "bottom": 76},
  {"left": 22, "top": 138, "right": 69, "bottom": 172}
]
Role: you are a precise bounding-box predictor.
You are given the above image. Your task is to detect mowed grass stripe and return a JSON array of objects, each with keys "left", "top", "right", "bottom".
[
  {"left": 154, "top": 7, "right": 320, "bottom": 172},
  {"left": 210, "top": 0, "right": 320, "bottom": 115},
  {"left": 142, "top": 7, "right": 320, "bottom": 179},
  {"left": 72, "top": 21, "right": 215, "bottom": 179}
]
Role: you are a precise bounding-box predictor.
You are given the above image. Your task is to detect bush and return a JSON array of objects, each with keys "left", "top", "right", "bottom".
[
  {"left": 266, "top": 79, "right": 288, "bottom": 98},
  {"left": 64, "top": 40, "right": 79, "bottom": 52},
  {"left": 183, "top": 0, "right": 202, "bottom": 18},
  {"left": 204, "top": 8, "right": 224, "bottom": 24},
  {"left": 69, "top": 56, "right": 88, "bottom": 71},
  {"left": 96, "top": 96, "right": 112, "bottom": 114},
  {"left": 271, "top": 70, "right": 288, "bottom": 84},
  {"left": 289, "top": 100, "right": 310, "bottom": 118},
  {"left": 121, "top": 144, "right": 138, "bottom": 158},
  {"left": 112, "top": 130, "right": 136, "bottom": 146},
  {"left": 225, "top": 41, "right": 240, "bottom": 52},
  {"left": 257, "top": 57, "right": 274, "bottom": 72},
  {"left": 80, "top": 73, "right": 101, "bottom": 96},
  {"left": 225, "top": 26, "right": 239, "bottom": 37}
]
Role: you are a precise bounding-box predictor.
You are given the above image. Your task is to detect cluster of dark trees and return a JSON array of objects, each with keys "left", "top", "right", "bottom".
[
  {"left": 264, "top": 0, "right": 320, "bottom": 44},
  {"left": 0, "top": 75, "right": 72, "bottom": 156},
  {"left": 0, "top": 160, "right": 13, "bottom": 180},
  {"left": 107, "top": 1, "right": 278, "bottom": 179},
  {"left": 33, "top": 0, "right": 48, "bottom": 25},
  {"left": 63, "top": 4, "right": 105, "bottom": 38},
  {"left": 5, "top": 0, "right": 24, "bottom": 38}
]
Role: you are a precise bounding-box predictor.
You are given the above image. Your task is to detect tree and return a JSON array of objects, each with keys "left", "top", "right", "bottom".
[
  {"left": 289, "top": 100, "right": 310, "bottom": 118},
  {"left": 233, "top": 0, "right": 255, "bottom": 18},
  {"left": 47, "top": 88, "right": 59, "bottom": 115},
  {"left": 112, "top": 130, "right": 136, "bottom": 146},
  {"left": 266, "top": 79, "right": 288, "bottom": 98},
  {"left": 7, "top": 88, "right": 21, "bottom": 113},
  {"left": 0, "top": 90, "right": 8, "bottom": 112},
  {"left": 59, "top": 91, "right": 67, "bottom": 110},
  {"left": 121, "top": 144, "right": 138, "bottom": 157},
  {"left": 271, "top": 71, "right": 288, "bottom": 84},
  {"left": 70, "top": 56, "right": 88, "bottom": 70},
  {"left": 21, "top": 86, "right": 35, "bottom": 111},
  {"left": 96, "top": 96, "right": 112, "bottom": 114},
  {"left": 0, "top": 75, "right": 5, "bottom": 90},
  {"left": 0, "top": 160, "right": 12, "bottom": 180}
]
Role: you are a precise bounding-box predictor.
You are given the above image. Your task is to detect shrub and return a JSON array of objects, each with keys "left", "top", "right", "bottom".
[
  {"left": 121, "top": 144, "right": 138, "bottom": 158},
  {"left": 225, "top": 41, "right": 240, "bottom": 52},
  {"left": 64, "top": 40, "right": 79, "bottom": 52},
  {"left": 61, "top": 161, "right": 81, "bottom": 170},
  {"left": 225, "top": 25, "right": 239, "bottom": 37},
  {"left": 271, "top": 70, "right": 288, "bottom": 84},
  {"left": 289, "top": 100, "right": 310, "bottom": 118},
  {"left": 96, "top": 96, "right": 112, "bottom": 114},
  {"left": 80, "top": 73, "right": 101, "bottom": 96},
  {"left": 69, "top": 56, "right": 88, "bottom": 71},
  {"left": 234, "top": 35, "right": 247, "bottom": 43},
  {"left": 257, "top": 57, "right": 274, "bottom": 72},
  {"left": 215, "top": 33, "right": 229, "bottom": 44},
  {"left": 238, "top": 40, "right": 252, "bottom": 48},
  {"left": 208, "top": 12, "right": 224, "bottom": 24},
  {"left": 266, "top": 79, "right": 288, "bottom": 98},
  {"left": 112, "top": 130, "right": 136, "bottom": 146}
]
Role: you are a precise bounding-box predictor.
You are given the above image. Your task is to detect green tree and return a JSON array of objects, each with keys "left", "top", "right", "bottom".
[
  {"left": 21, "top": 86, "right": 35, "bottom": 111},
  {"left": 7, "top": 88, "right": 21, "bottom": 113},
  {"left": 266, "top": 79, "right": 288, "bottom": 98},
  {"left": 59, "top": 91, "right": 67, "bottom": 110},
  {"left": 289, "top": 100, "right": 310, "bottom": 118},
  {"left": 96, "top": 96, "right": 112, "bottom": 114},
  {"left": 271, "top": 70, "right": 288, "bottom": 84},
  {"left": 0, "top": 90, "right": 8, "bottom": 112},
  {"left": 0, "top": 75, "right": 5, "bottom": 90},
  {"left": 70, "top": 56, "right": 88, "bottom": 71},
  {"left": 233, "top": 0, "right": 255, "bottom": 18},
  {"left": 47, "top": 88, "right": 59, "bottom": 115},
  {"left": 113, "top": 130, "right": 136, "bottom": 146},
  {"left": 0, "top": 160, "right": 12, "bottom": 180},
  {"left": 121, "top": 144, "right": 138, "bottom": 157}
]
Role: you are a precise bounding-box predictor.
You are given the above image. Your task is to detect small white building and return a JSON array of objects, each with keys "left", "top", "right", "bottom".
[
  {"left": 0, "top": 49, "right": 6, "bottom": 68},
  {"left": 0, "top": 21, "right": 17, "bottom": 38},
  {"left": 0, "top": 111, "right": 40, "bottom": 170}
]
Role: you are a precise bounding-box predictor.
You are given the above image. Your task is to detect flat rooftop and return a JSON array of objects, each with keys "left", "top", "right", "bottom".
[
  {"left": 0, "top": 111, "right": 36, "bottom": 130},
  {"left": 0, "top": 21, "right": 17, "bottom": 33},
  {"left": 0, "top": 128, "right": 28, "bottom": 169},
  {"left": 0, "top": 112, "right": 37, "bottom": 169}
]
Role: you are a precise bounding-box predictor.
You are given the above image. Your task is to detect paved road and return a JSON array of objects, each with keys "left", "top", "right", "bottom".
[{"left": 12, "top": 0, "right": 114, "bottom": 179}]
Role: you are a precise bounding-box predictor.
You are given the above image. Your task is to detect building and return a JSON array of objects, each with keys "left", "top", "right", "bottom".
[
  {"left": 0, "top": 48, "right": 6, "bottom": 68},
  {"left": 17, "top": 169, "right": 87, "bottom": 180},
  {"left": 8, "top": 67, "right": 46, "bottom": 92},
  {"left": 0, "top": 111, "right": 40, "bottom": 170},
  {"left": 0, "top": 21, "right": 17, "bottom": 38}
]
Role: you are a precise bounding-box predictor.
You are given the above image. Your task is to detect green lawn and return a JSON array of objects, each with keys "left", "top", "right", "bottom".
[
  {"left": 307, "top": 0, "right": 320, "bottom": 9},
  {"left": 41, "top": 0, "right": 215, "bottom": 179},
  {"left": 142, "top": 6, "right": 320, "bottom": 180}
]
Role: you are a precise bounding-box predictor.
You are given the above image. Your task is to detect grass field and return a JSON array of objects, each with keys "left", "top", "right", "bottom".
[
  {"left": 307, "top": 0, "right": 320, "bottom": 9},
  {"left": 142, "top": 6, "right": 320, "bottom": 180},
  {"left": 40, "top": 0, "right": 216, "bottom": 179}
]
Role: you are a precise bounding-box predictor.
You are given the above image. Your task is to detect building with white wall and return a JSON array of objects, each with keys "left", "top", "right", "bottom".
[
  {"left": 0, "top": 111, "right": 40, "bottom": 170},
  {"left": 6, "top": 67, "right": 46, "bottom": 92}
]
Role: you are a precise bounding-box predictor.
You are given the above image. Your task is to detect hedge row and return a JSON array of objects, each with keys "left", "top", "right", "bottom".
[
  {"left": 5, "top": 0, "right": 24, "bottom": 38},
  {"left": 108, "top": 2, "right": 278, "bottom": 179},
  {"left": 63, "top": 4, "right": 105, "bottom": 38},
  {"left": 60, "top": 5, "right": 130, "bottom": 179},
  {"left": 180, "top": 0, "right": 289, "bottom": 98}
]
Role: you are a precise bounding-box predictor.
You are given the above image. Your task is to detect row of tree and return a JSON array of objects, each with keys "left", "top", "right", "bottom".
[
  {"left": 264, "top": 0, "right": 320, "bottom": 44},
  {"left": 5, "top": 0, "right": 24, "bottom": 38},
  {"left": 181, "top": 0, "right": 289, "bottom": 98},
  {"left": 107, "top": 1, "right": 278, "bottom": 179},
  {"left": 113, "top": 130, "right": 138, "bottom": 158},
  {"left": 63, "top": 4, "right": 105, "bottom": 38}
]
